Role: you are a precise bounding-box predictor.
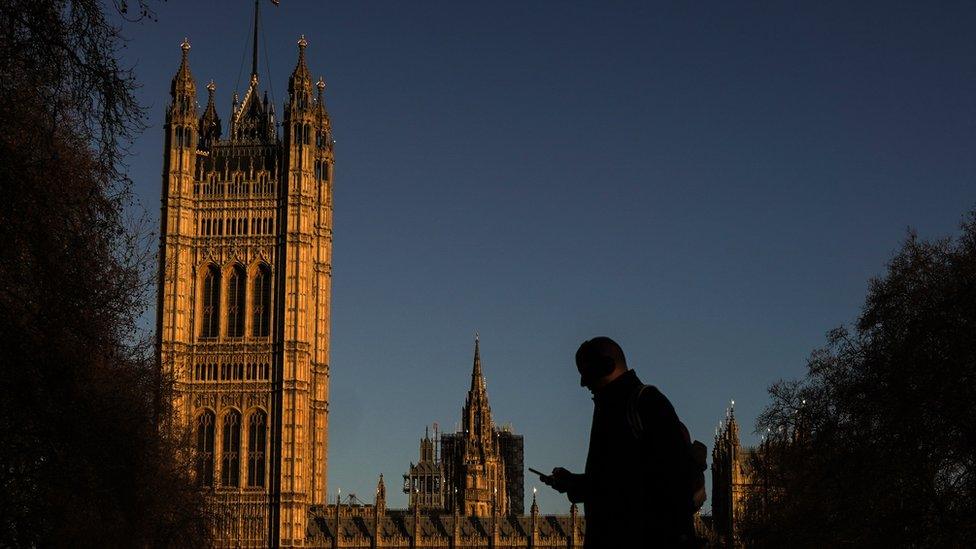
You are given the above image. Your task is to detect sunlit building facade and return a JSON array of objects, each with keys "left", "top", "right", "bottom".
[{"left": 157, "top": 32, "right": 334, "bottom": 546}]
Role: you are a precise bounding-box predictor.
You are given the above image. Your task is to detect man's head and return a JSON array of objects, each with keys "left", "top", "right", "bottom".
[{"left": 575, "top": 337, "right": 627, "bottom": 392}]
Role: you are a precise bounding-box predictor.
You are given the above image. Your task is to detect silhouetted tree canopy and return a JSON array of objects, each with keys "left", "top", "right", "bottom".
[
  {"left": 744, "top": 214, "right": 976, "bottom": 547},
  {"left": 0, "top": 1, "right": 209, "bottom": 546}
]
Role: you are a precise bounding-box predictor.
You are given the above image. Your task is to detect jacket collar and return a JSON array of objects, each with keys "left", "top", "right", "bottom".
[{"left": 592, "top": 369, "right": 642, "bottom": 404}]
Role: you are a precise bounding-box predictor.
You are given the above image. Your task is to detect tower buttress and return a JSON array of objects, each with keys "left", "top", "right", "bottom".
[
  {"left": 275, "top": 34, "right": 334, "bottom": 544},
  {"left": 158, "top": 39, "right": 198, "bottom": 419}
]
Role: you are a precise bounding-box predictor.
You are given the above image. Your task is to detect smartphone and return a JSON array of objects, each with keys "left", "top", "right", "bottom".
[{"left": 528, "top": 467, "right": 548, "bottom": 479}]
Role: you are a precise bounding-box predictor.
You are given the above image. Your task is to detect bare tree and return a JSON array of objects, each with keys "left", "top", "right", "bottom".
[
  {"left": 0, "top": 1, "right": 210, "bottom": 546},
  {"left": 743, "top": 213, "right": 976, "bottom": 547}
]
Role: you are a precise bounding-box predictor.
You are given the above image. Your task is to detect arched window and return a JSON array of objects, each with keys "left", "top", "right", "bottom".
[
  {"left": 227, "top": 265, "right": 246, "bottom": 337},
  {"left": 221, "top": 410, "right": 241, "bottom": 487},
  {"left": 247, "top": 410, "right": 267, "bottom": 487},
  {"left": 201, "top": 265, "right": 220, "bottom": 338},
  {"left": 252, "top": 265, "right": 271, "bottom": 337},
  {"left": 196, "top": 410, "right": 215, "bottom": 486}
]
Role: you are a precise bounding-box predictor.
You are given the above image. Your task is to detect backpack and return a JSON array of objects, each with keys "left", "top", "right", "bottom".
[{"left": 626, "top": 384, "right": 708, "bottom": 512}]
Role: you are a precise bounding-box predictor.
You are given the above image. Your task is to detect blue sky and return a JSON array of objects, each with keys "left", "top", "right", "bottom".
[{"left": 120, "top": 1, "right": 976, "bottom": 513}]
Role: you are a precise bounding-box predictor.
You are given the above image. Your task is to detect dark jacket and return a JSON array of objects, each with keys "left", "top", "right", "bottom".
[{"left": 570, "top": 370, "right": 695, "bottom": 548}]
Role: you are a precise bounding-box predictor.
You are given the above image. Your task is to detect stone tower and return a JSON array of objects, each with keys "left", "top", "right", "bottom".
[
  {"left": 403, "top": 427, "right": 445, "bottom": 510},
  {"left": 441, "top": 337, "right": 509, "bottom": 516},
  {"left": 711, "top": 402, "right": 753, "bottom": 547},
  {"left": 156, "top": 29, "right": 334, "bottom": 547}
]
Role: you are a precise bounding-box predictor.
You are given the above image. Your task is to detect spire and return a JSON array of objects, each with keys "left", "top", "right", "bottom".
[
  {"left": 376, "top": 474, "right": 386, "bottom": 502},
  {"left": 170, "top": 38, "right": 196, "bottom": 102},
  {"left": 288, "top": 35, "right": 312, "bottom": 97},
  {"left": 316, "top": 76, "right": 327, "bottom": 114},
  {"left": 198, "top": 80, "right": 221, "bottom": 148},
  {"left": 470, "top": 333, "right": 485, "bottom": 393},
  {"left": 727, "top": 399, "right": 739, "bottom": 440},
  {"left": 374, "top": 473, "right": 386, "bottom": 518},
  {"left": 462, "top": 335, "right": 495, "bottom": 453}
]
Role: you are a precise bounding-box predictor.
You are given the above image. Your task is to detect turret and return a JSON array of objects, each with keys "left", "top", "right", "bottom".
[
  {"left": 157, "top": 38, "right": 199, "bottom": 415},
  {"left": 375, "top": 474, "right": 386, "bottom": 515},
  {"left": 712, "top": 399, "right": 741, "bottom": 546},
  {"left": 165, "top": 39, "right": 198, "bottom": 180},
  {"left": 198, "top": 80, "right": 221, "bottom": 149},
  {"left": 169, "top": 38, "right": 196, "bottom": 121},
  {"left": 288, "top": 35, "right": 313, "bottom": 112},
  {"left": 529, "top": 489, "right": 539, "bottom": 548}
]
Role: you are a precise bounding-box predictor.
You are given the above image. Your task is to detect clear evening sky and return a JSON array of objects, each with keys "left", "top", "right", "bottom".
[{"left": 119, "top": 1, "right": 975, "bottom": 513}]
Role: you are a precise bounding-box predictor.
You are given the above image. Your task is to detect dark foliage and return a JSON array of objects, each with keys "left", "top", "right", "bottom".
[
  {"left": 0, "top": 1, "right": 210, "bottom": 546},
  {"left": 743, "top": 215, "right": 976, "bottom": 547}
]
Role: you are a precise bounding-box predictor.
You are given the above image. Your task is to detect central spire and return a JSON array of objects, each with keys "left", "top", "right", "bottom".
[
  {"left": 471, "top": 333, "right": 485, "bottom": 393},
  {"left": 463, "top": 335, "right": 493, "bottom": 445}
]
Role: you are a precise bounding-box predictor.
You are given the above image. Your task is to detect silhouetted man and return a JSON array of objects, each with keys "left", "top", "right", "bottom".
[{"left": 541, "top": 337, "right": 699, "bottom": 548}]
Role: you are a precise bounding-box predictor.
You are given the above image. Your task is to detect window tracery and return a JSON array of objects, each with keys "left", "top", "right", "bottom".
[
  {"left": 252, "top": 265, "right": 271, "bottom": 337},
  {"left": 247, "top": 410, "right": 267, "bottom": 487},
  {"left": 201, "top": 265, "right": 220, "bottom": 338},
  {"left": 196, "top": 410, "right": 215, "bottom": 486},
  {"left": 227, "top": 265, "right": 246, "bottom": 337},
  {"left": 221, "top": 410, "right": 241, "bottom": 486}
]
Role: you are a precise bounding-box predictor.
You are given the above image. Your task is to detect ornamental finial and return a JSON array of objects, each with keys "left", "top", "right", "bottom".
[
  {"left": 298, "top": 34, "right": 308, "bottom": 49},
  {"left": 206, "top": 80, "right": 215, "bottom": 93},
  {"left": 316, "top": 76, "right": 326, "bottom": 91},
  {"left": 181, "top": 37, "right": 191, "bottom": 53}
]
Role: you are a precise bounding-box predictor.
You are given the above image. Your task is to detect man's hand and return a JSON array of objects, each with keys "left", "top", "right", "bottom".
[{"left": 541, "top": 467, "right": 575, "bottom": 494}]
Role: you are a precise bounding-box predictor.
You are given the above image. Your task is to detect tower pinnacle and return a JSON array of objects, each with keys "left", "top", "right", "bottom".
[
  {"left": 471, "top": 334, "right": 485, "bottom": 393},
  {"left": 170, "top": 38, "right": 195, "bottom": 101}
]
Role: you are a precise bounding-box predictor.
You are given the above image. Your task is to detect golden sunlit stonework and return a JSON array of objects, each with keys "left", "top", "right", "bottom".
[
  {"left": 157, "top": 34, "right": 586, "bottom": 548},
  {"left": 158, "top": 34, "right": 333, "bottom": 546},
  {"left": 710, "top": 405, "right": 758, "bottom": 547}
]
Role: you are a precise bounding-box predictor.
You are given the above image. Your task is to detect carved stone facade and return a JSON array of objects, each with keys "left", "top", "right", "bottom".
[
  {"left": 308, "top": 476, "right": 583, "bottom": 549},
  {"left": 404, "top": 340, "right": 526, "bottom": 517},
  {"left": 157, "top": 33, "right": 334, "bottom": 547},
  {"left": 441, "top": 338, "right": 512, "bottom": 517},
  {"left": 711, "top": 405, "right": 755, "bottom": 547}
]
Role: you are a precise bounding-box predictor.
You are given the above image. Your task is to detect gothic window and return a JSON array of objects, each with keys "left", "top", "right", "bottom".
[
  {"left": 196, "top": 410, "right": 215, "bottom": 486},
  {"left": 201, "top": 265, "right": 220, "bottom": 338},
  {"left": 252, "top": 264, "right": 271, "bottom": 337},
  {"left": 227, "top": 265, "right": 246, "bottom": 337},
  {"left": 247, "top": 410, "right": 267, "bottom": 487},
  {"left": 221, "top": 410, "right": 241, "bottom": 486}
]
